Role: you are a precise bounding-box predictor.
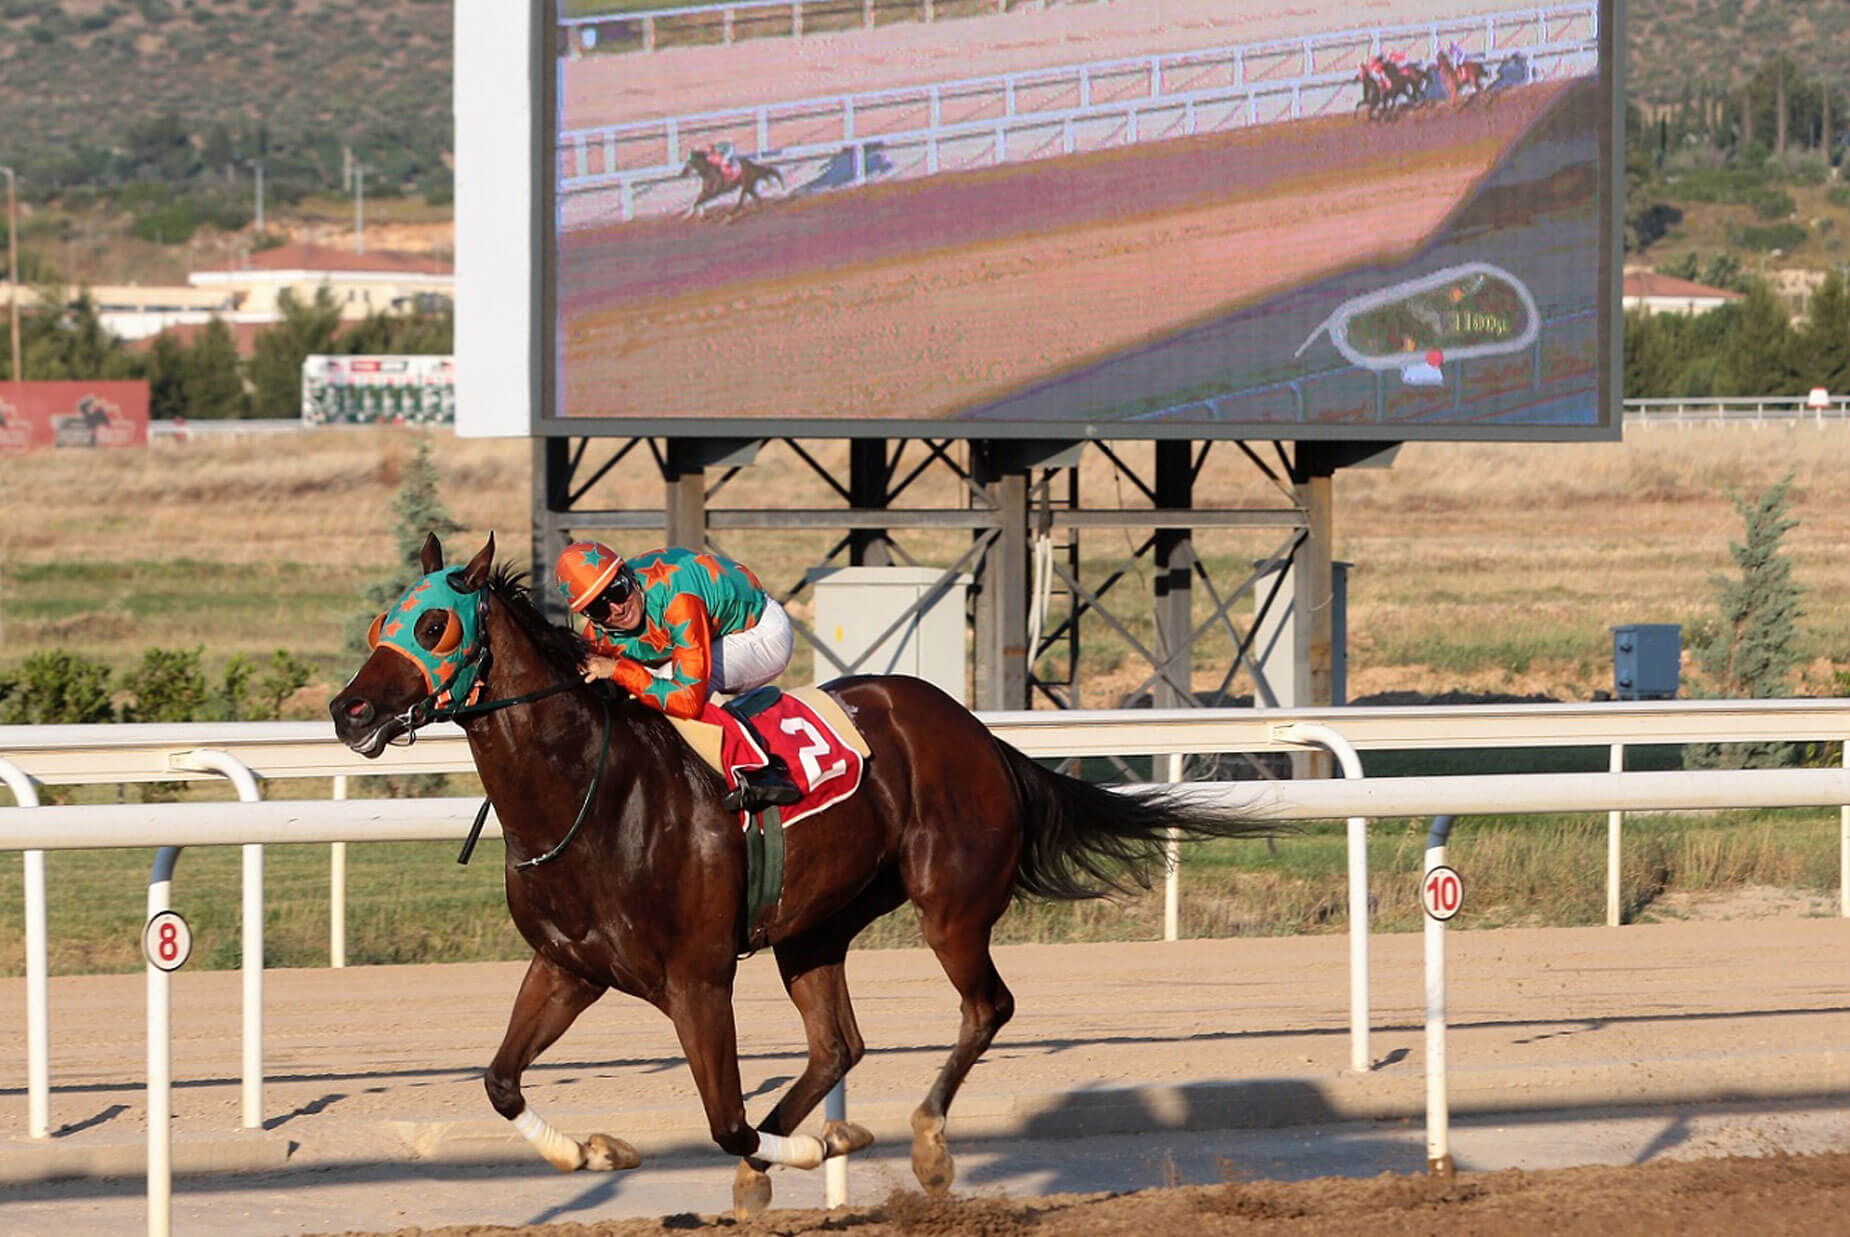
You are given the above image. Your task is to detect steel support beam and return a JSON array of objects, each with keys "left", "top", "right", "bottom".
[
  {"left": 849, "top": 439, "right": 893, "bottom": 566},
  {"left": 1153, "top": 441, "right": 1193, "bottom": 710}
]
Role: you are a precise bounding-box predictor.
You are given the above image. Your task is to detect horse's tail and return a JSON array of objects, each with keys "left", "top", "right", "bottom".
[{"left": 994, "top": 739, "right": 1278, "bottom": 903}]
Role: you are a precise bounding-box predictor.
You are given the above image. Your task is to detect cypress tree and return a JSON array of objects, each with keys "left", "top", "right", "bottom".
[{"left": 1690, "top": 476, "right": 1804, "bottom": 768}]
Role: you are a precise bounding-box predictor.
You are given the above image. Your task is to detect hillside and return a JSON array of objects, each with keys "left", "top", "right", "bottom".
[
  {"left": 0, "top": 0, "right": 1842, "bottom": 287},
  {"left": 0, "top": 0, "right": 452, "bottom": 194}
]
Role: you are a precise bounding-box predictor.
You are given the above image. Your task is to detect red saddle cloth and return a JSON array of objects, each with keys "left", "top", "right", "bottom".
[{"left": 707, "top": 692, "right": 865, "bottom": 826}]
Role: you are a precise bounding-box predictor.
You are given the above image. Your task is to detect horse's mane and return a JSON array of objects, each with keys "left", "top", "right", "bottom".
[{"left": 484, "top": 563, "right": 715, "bottom": 780}]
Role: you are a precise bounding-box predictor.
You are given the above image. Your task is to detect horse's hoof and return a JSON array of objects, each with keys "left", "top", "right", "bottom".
[
  {"left": 822, "top": 1119, "right": 875, "bottom": 1159},
  {"left": 910, "top": 1119, "right": 954, "bottom": 1195},
  {"left": 583, "top": 1133, "right": 640, "bottom": 1172},
  {"left": 733, "top": 1160, "right": 773, "bottom": 1219}
]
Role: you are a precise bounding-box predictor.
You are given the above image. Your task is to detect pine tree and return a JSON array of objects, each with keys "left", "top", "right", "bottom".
[
  {"left": 1719, "top": 280, "right": 1799, "bottom": 397},
  {"left": 1800, "top": 269, "right": 1850, "bottom": 394},
  {"left": 181, "top": 318, "right": 249, "bottom": 419},
  {"left": 248, "top": 286, "right": 343, "bottom": 417}
]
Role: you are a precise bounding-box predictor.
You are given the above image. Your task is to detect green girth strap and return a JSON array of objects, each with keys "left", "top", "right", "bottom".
[{"left": 739, "top": 805, "right": 785, "bottom": 958}]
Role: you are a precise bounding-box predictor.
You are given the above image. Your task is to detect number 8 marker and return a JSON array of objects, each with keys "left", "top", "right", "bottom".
[{"left": 143, "top": 910, "right": 194, "bottom": 972}]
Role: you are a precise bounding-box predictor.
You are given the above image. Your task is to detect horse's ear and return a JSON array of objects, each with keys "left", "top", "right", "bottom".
[
  {"left": 419, "top": 532, "right": 444, "bottom": 574},
  {"left": 459, "top": 532, "right": 495, "bottom": 592}
]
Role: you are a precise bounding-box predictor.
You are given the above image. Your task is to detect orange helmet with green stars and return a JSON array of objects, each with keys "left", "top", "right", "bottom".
[{"left": 553, "top": 541, "right": 627, "bottom": 613}]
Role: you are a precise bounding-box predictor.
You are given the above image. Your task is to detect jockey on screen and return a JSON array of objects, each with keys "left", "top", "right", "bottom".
[
  {"left": 709, "top": 140, "right": 741, "bottom": 184},
  {"left": 555, "top": 541, "right": 802, "bottom": 812}
]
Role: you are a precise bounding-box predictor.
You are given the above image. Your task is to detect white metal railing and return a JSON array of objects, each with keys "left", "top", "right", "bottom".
[
  {"left": 559, "top": 5, "right": 1598, "bottom": 220},
  {"left": 7, "top": 699, "right": 1845, "bottom": 786},
  {"left": 6, "top": 702, "right": 1849, "bottom": 1225},
  {"left": 1625, "top": 397, "right": 1850, "bottom": 427},
  {"left": 559, "top": 0, "right": 1037, "bottom": 54}
]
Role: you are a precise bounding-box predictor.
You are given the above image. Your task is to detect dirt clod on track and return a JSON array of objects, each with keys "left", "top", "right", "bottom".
[{"left": 311, "top": 1150, "right": 1850, "bottom": 1237}]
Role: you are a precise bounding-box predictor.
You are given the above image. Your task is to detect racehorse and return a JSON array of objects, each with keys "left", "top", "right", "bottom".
[
  {"left": 683, "top": 148, "right": 784, "bottom": 218},
  {"left": 1356, "top": 57, "right": 1429, "bottom": 120},
  {"left": 329, "top": 533, "right": 1278, "bottom": 1218},
  {"left": 1437, "top": 51, "right": 1490, "bottom": 102}
]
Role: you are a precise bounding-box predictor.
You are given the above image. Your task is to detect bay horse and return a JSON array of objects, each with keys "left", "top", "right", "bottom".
[
  {"left": 683, "top": 148, "right": 784, "bottom": 218},
  {"left": 329, "top": 533, "right": 1275, "bottom": 1217},
  {"left": 1437, "top": 51, "right": 1490, "bottom": 103}
]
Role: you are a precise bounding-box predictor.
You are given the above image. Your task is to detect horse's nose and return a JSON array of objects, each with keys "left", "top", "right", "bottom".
[{"left": 331, "top": 695, "right": 374, "bottom": 728}]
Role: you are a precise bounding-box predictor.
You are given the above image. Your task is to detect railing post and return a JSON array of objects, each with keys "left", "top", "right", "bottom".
[
  {"left": 824, "top": 1081, "right": 848, "bottom": 1206},
  {"left": 170, "top": 749, "right": 265, "bottom": 1129},
  {"left": 1423, "top": 814, "right": 1455, "bottom": 1177},
  {"left": 1161, "top": 751, "right": 1184, "bottom": 941},
  {"left": 1607, "top": 743, "right": 1623, "bottom": 926},
  {"left": 147, "top": 845, "right": 182, "bottom": 1237},
  {"left": 1841, "top": 738, "right": 1848, "bottom": 918},
  {"left": 1273, "top": 722, "right": 1371, "bottom": 1072},
  {"left": 331, "top": 775, "right": 348, "bottom": 969},
  {"left": 0, "top": 758, "right": 48, "bottom": 1140}
]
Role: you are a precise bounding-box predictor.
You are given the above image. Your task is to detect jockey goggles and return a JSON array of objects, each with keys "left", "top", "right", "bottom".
[{"left": 366, "top": 568, "right": 491, "bottom": 710}]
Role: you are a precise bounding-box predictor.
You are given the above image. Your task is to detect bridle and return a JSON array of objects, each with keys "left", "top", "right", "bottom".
[{"left": 368, "top": 571, "right": 611, "bottom": 872}]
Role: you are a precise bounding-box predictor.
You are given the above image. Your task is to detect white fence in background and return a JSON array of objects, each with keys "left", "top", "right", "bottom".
[
  {"left": 1625, "top": 396, "right": 1850, "bottom": 427},
  {"left": 559, "top": 3, "right": 1599, "bottom": 222},
  {"left": 561, "top": 0, "right": 1073, "bottom": 54}
]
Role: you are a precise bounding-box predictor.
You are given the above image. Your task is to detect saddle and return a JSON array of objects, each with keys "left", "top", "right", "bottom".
[{"left": 666, "top": 686, "right": 872, "bottom": 955}]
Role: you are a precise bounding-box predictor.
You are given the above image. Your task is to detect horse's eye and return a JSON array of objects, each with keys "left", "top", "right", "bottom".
[{"left": 416, "top": 609, "right": 463, "bottom": 654}]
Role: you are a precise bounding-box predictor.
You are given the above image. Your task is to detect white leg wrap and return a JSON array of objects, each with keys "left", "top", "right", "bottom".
[
  {"left": 754, "top": 1130, "right": 826, "bottom": 1170},
  {"left": 514, "top": 1106, "right": 586, "bottom": 1172}
]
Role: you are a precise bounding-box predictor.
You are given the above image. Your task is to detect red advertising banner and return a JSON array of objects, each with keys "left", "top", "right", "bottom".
[{"left": 0, "top": 382, "right": 150, "bottom": 453}]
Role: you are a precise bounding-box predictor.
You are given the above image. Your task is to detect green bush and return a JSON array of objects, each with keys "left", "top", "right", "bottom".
[
  {"left": 1750, "top": 188, "right": 1796, "bottom": 220},
  {"left": 0, "top": 651, "right": 116, "bottom": 724},
  {"left": 1730, "top": 221, "right": 1807, "bottom": 252},
  {"left": 120, "top": 647, "right": 208, "bottom": 723},
  {"left": 1829, "top": 185, "right": 1850, "bottom": 208}
]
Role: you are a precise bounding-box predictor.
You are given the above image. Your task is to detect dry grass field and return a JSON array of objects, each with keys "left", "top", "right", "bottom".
[{"left": 3, "top": 422, "right": 1850, "bottom": 709}]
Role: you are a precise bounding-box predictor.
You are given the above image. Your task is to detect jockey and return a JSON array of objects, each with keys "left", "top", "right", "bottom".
[
  {"left": 555, "top": 541, "right": 802, "bottom": 811},
  {"left": 711, "top": 140, "right": 741, "bottom": 183}
]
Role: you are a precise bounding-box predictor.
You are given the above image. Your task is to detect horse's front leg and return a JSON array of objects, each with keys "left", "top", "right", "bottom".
[
  {"left": 666, "top": 975, "right": 824, "bottom": 1219},
  {"left": 486, "top": 954, "right": 638, "bottom": 1174}
]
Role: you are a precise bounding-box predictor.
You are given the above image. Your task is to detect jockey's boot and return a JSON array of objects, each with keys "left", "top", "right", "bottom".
[{"left": 723, "top": 755, "right": 803, "bottom": 812}]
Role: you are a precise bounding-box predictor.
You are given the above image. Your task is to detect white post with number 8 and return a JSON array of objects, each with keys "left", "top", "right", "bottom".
[{"left": 146, "top": 849, "right": 188, "bottom": 1237}]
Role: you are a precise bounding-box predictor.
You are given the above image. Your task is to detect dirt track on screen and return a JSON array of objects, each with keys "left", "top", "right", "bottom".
[{"left": 559, "top": 81, "right": 1567, "bottom": 423}]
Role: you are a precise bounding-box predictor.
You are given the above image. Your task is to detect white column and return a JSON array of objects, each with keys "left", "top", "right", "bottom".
[
  {"left": 1607, "top": 743, "right": 1623, "bottom": 926},
  {"left": 331, "top": 775, "right": 348, "bottom": 968},
  {"left": 0, "top": 760, "right": 48, "bottom": 1139}
]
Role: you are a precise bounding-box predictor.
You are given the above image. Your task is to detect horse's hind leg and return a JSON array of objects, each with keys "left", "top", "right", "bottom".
[
  {"left": 910, "top": 910, "right": 1015, "bottom": 1194},
  {"left": 485, "top": 954, "right": 638, "bottom": 1174}
]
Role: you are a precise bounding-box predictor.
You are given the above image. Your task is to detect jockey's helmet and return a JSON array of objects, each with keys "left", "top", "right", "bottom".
[{"left": 554, "top": 541, "right": 631, "bottom": 613}]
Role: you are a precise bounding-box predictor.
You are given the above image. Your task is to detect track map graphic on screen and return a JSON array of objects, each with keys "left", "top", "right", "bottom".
[{"left": 547, "top": 0, "right": 1614, "bottom": 441}]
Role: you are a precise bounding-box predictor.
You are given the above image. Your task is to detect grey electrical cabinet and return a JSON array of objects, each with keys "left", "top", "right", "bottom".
[
  {"left": 1612, "top": 624, "right": 1681, "bottom": 700},
  {"left": 806, "top": 567, "right": 971, "bottom": 700}
]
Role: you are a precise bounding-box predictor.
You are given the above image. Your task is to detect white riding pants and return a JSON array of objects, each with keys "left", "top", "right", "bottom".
[{"left": 711, "top": 598, "right": 793, "bottom": 694}]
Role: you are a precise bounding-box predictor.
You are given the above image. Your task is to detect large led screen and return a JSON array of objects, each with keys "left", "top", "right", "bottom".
[{"left": 545, "top": 0, "right": 1616, "bottom": 441}]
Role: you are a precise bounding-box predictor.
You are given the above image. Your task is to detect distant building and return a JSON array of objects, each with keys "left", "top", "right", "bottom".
[
  {"left": 1621, "top": 270, "right": 1745, "bottom": 316},
  {"left": 187, "top": 243, "right": 454, "bottom": 323}
]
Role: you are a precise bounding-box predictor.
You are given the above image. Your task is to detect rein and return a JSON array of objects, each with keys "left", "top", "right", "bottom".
[{"left": 448, "top": 681, "right": 614, "bottom": 872}]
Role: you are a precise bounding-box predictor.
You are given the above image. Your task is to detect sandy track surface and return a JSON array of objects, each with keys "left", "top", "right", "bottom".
[
  {"left": 559, "top": 82, "right": 1565, "bottom": 423},
  {"left": 4, "top": 917, "right": 1848, "bottom": 1232},
  {"left": 564, "top": 0, "right": 1556, "bottom": 126}
]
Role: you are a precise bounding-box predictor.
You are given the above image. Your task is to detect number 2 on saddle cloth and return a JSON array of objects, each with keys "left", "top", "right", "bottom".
[{"left": 708, "top": 687, "right": 866, "bottom": 826}]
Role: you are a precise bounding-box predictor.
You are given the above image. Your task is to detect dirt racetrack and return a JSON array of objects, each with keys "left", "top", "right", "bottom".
[
  {"left": 328, "top": 1152, "right": 1850, "bottom": 1236},
  {"left": 8, "top": 919, "right": 1850, "bottom": 1235}
]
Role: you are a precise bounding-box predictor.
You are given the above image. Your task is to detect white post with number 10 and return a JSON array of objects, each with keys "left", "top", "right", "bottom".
[{"left": 1422, "top": 814, "right": 1461, "bottom": 1180}]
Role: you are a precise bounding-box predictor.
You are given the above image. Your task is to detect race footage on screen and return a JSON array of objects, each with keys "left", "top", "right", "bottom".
[{"left": 550, "top": 0, "right": 1609, "bottom": 438}]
